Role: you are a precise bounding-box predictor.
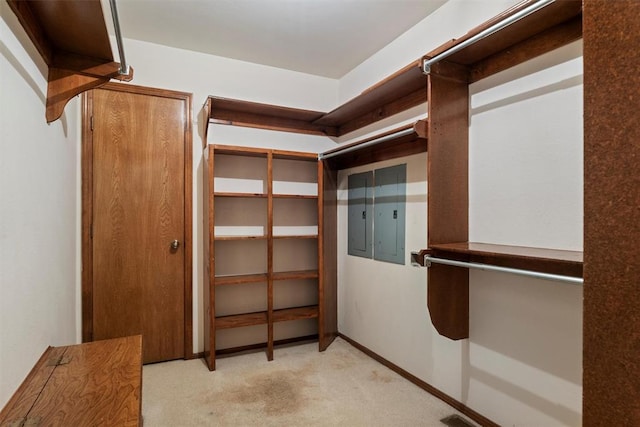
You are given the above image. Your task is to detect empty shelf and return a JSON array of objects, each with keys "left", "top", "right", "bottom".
[
  {"left": 273, "top": 305, "right": 319, "bottom": 322},
  {"left": 272, "top": 270, "right": 319, "bottom": 281},
  {"left": 215, "top": 311, "right": 268, "bottom": 329},
  {"left": 214, "top": 273, "right": 268, "bottom": 286}
]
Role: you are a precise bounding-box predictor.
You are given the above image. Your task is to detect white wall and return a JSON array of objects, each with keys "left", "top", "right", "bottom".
[
  {"left": 0, "top": 4, "right": 79, "bottom": 407},
  {"left": 336, "top": 1, "right": 583, "bottom": 426}
]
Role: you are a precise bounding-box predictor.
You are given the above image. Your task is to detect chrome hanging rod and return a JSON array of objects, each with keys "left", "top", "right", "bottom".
[
  {"left": 318, "top": 127, "right": 415, "bottom": 161},
  {"left": 109, "top": 0, "right": 129, "bottom": 75},
  {"left": 424, "top": 255, "right": 583, "bottom": 285},
  {"left": 422, "top": 0, "right": 555, "bottom": 74}
]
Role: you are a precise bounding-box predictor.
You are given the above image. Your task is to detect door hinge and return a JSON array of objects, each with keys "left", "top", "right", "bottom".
[
  {"left": 90, "top": 115, "right": 94, "bottom": 131},
  {"left": 46, "top": 354, "right": 72, "bottom": 367},
  {"left": 90, "top": 223, "right": 93, "bottom": 239}
]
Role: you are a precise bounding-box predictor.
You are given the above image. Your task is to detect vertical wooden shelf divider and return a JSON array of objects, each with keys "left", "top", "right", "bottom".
[
  {"left": 266, "top": 152, "right": 274, "bottom": 361},
  {"left": 426, "top": 64, "right": 470, "bottom": 340}
]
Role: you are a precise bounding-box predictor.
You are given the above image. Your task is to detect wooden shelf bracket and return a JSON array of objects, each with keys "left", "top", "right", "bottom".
[{"left": 7, "top": 0, "right": 134, "bottom": 123}]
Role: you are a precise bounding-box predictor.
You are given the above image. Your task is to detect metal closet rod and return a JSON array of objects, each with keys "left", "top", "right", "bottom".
[
  {"left": 109, "top": 0, "right": 129, "bottom": 75},
  {"left": 422, "top": 0, "right": 555, "bottom": 74},
  {"left": 424, "top": 255, "right": 583, "bottom": 285},
  {"left": 318, "top": 127, "right": 415, "bottom": 161}
]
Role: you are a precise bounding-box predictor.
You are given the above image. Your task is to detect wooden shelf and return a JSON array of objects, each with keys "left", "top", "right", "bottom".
[
  {"left": 322, "top": 120, "right": 428, "bottom": 170},
  {"left": 212, "top": 145, "right": 270, "bottom": 157},
  {"left": 272, "top": 270, "right": 319, "bottom": 281},
  {"left": 216, "top": 311, "right": 268, "bottom": 329},
  {"left": 206, "top": 97, "right": 336, "bottom": 137},
  {"left": 204, "top": 59, "right": 426, "bottom": 139},
  {"left": 214, "top": 235, "right": 267, "bottom": 241},
  {"left": 273, "top": 235, "right": 318, "bottom": 240},
  {"left": 214, "top": 273, "right": 268, "bottom": 286},
  {"left": 424, "top": 0, "right": 582, "bottom": 83},
  {"left": 273, "top": 305, "right": 319, "bottom": 322},
  {"left": 313, "top": 60, "right": 426, "bottom": 136},
  {"left": 272, "top": 194, "right": 318, "bottom": 199},
  {"left": 7, "top": 0, "right": 133, "bottom": 123},
  {"left": 427, "top": 242, "right": 583, "bottom": 278},
  {"left": 214, "top": 192, "right": 268, "bottom": 198}
]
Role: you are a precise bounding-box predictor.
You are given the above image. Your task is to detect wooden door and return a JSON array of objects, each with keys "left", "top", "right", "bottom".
[{"left": 82, "top": 83, "right": 192, "bottom": 363}]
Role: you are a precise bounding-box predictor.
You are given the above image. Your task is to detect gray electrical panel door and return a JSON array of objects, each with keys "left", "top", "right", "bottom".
[
  {"left": 374, "top": 164, "right": 406, "bottom": 264},
  {"left": 348, "top": 171, "right": 373, "bottom": 258}
]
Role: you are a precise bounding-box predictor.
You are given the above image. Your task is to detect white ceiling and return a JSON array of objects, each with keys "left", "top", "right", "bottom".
[{"left": 112, "top": 0, "right": 446, "bottom": 78}]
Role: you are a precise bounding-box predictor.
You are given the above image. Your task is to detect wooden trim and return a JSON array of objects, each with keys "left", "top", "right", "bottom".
[
  {"left": 81, "top": 83, "right": 194, "bottom": 359},
  {"left": 338, "top": 334, "right": 498, "bottom": 427},
  {"left": 204, "top": 145, "right": 215, "bottom": 370},
  {"left": 81, "top": 92, "right": 94, "bottom": 343},
  {"left": 6, "top": 0, "right": 133, "bottom": 123},
  {"left": 425, "top": 0, "right": 582, "bottom": 65},
  {"left": 182, "top": 88, "right": 194, "bottom": 360},
  {"left": 207, "top": 96, "right": 337, "bottom": 136}
]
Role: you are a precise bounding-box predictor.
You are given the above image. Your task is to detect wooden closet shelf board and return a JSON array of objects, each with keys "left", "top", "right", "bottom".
[
  {"left": 216, "top": 311, "right": 269, "bottom": 329},
  {"left": 214, "top": 273, "right": 268, "bottom": 285},
  {"left": 214, "top": 235, "right": 268, "bottom": 241},
  {"left": 272, "top": 270, "right": 319, "bottom": 281},
  {"left": 313, "top": 60, "right": 427, "bottom": 134},
  {"left": 273, "top": 305, "right": 319, "bottom": 322},
  {"left": 425, "top": 0, "right": 583, "bottom": 82},
  {"left": 207, "top": 97, "right": 337, "bottom": 136},
  {"left": 428, "top": 242, "right": 583, "bottom": 277},
  {"left": 273, "top": 235, "right": 318, "bottom": 240},
  {"left": 272, "top": 150, "right": 318, "bottom": 161},
  {"left": 212, "top": 145, "right": 270, "bottom": 157}
]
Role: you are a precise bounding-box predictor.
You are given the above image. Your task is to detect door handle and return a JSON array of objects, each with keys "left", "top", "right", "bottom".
[{"left": 171, "top": 239, "right": 180, "bottom": 250}]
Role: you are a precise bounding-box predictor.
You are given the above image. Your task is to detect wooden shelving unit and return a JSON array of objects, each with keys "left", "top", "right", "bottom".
[
  {"left": 422, "top": 0, "right": 584, "bottom": 339},
  {"left": 203, "top": 144, "right": 336, "bottom": 370}
]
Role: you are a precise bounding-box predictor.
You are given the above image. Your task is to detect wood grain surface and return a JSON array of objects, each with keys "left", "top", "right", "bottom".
[
  {"left": 92, "top": 88, "right": 185, "bottom": 363},
  {"left": 1, "top": 337, "right": 142, "bottom": 427}
]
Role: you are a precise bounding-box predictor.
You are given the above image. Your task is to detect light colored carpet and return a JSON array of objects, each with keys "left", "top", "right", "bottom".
[{"left": 142, "top": 337, "right": 473, "bottom": 426}]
